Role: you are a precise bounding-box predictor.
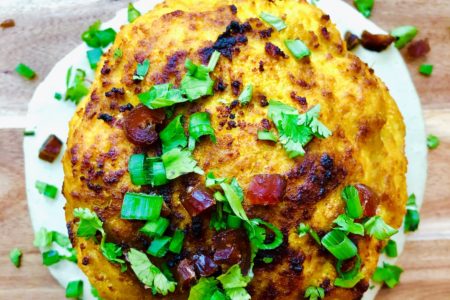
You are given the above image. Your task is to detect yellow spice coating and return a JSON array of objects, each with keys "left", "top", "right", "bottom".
[{"left": 62, "top": 0, "right": 407, "bottom": 299}]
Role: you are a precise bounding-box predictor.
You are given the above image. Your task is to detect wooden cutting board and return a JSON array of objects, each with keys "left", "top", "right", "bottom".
[{"left": 0, "top": 0, "right": 449, "bottom": 298}]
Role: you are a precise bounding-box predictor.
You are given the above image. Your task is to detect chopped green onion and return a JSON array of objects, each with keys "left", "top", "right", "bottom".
[
  {"left": 419, "top": 64, "right": 433, "bottom": 76},
  {"left": 257, "top": 130, "right": 277, "bottom": 142},
  {"left": 259, "top": 12, "right": 287, "bottom": 31},
  {"left": 54, "top": 92, "right": 62, "bottom": 100},
  {"left": 227, "top": 215, "right": 242, "bottom": 229},
  {"left": 65, "top": 280, "right": 84, "bottom": 299},
  {"left": 161, "top": 147, "right": 203, "bottom": 179},
  {"left": 364, "top": 216, "right": 398, "bottom": 240},
  {"left": 128, "top": 155, "right": 168, "bottom": 186},
  {"left": 140, "top": 217, "right": 170, "bottom": 237},
  {"left": 390, "top": 26, "right": 418, "bottom": 49},
  {"left": 138, "top": 83, "right": 187, "bottom": 109},
  {"left": 333, "top": 214, "right": 364, "bottom": 236},
  {"left": 207, "top": 50, "right": 221, "bottom": 71},
  {"left": 169, "top": 229, "right": 185, "bottom": 254},
  {"left": 353, "top": 0, "right": 374, "bottom": 18},
  {"left": 427, "top": 134, "right": 440, "bottom": 150},
  {"left": 147, "top": 236, "right": 171, "bottom": 257},
  {"left": 304, "top": 286, "right": 325, "bottom": 300},
  {"left": 42, "top": 249, "right": 63, "bottom": 266},
  {"left": 181, "top": 60, "right": 215, "bottom": 101},
  {"left": 147, "top": 157, "right": 169, "bottom": 186},
  {"left": 133, "top": 59, "right": 150, "bottom": 81},
  {"left": 87, "top": 48, "right": 103, "bottom": 70},
  {"left": 341, "top": 186, "right": 363, "bottom": 219},
  {"left": 321, "top": 230, "right": 357, "bottom": 260},
  {"left": 33, "top": 228, "right": 53, "bottom": 248},
  {"left": 297, "top": 223, "right": 321, "bottom": 245},
  {"left": 284, "top": 39, "right": 311, "bottom": 59},
  {"left": 91, "top": 287, "right": 102, "bottom": 299},
  {"left": 81, "top": 20, "right": 116, "bottom": 48},
  {"left": 336, "top": 255, "right": 361, "bottom": 281},
  {"left": 65, "top": 67, "right": 89, "bottom": 105},
  {"left": 383, "top": 239, "right": 398, "bottom": 257},
  {"left": 23, "top": 130, "right": 35, "bottom": 136},
  {"left": 35, "top": 180, "right": 58, "bottom": 199},
  {"left": 128, "top": 153, "right": 147, "bottom": 185},
  {"left": 238, "top": 84, "right": 253, "bottom": 105},
  {"left": 189, "top": 112, "right": 216, "bottom": 145},
  {"left": 372, "top": 262, "right": 403, "bottom": 288},
  {"left": 335, "top": 273, "right": 365, "bottom": 288},
  {"left": 262, "top": 257, "right": 273, "bottom": 264},
  {"left": 128, "top": 3, "right": 141, "bottom": 23},
  {"left": 9, "top": 248, "right": 22, "bottom": 268},
  {"left": 220, "top": 181, "right": 248, "bottom": 222},
  {"left": 113, "top": 48, "right": 123, "bottom": 59},
  {"left": 15, "top": 63, "right": 36, "bottom": 79},
  {"left": 404, "top": 193, "right": 420, "bottom": 232},
  {"left": 121, "top": 193, "right": 163, "bottom": 221},
  {"left": 160, "top": 114, "right": 188, "bottom": 152}
]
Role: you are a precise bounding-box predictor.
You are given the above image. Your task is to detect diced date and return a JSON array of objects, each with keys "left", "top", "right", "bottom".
[
  {"left": 355, "top": 184, "right": 379, "bottom": 217},
  {"left": 246, "top": 174, "right": 286, "bottom": 205},
  {"left": 213, "top": 229, "right": 251, "bottom": 273},
  {"left": 182, "top": 188, "right": 215, "bottom": 217},
  {"left": 176, "top": 259, "right": 196, "bottom": 289},
  {"left": 39, "top": 134, "right": 63, "bottom": 162},
  {"left": 360, "top": 31, "right": 395, "bottom": 52}
]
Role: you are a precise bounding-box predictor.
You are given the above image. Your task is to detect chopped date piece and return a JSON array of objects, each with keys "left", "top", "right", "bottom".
[
  {"left": 360, "top": 31, "right": 395, "bottom": 52},
  {"left": 355, "top": 184, "right": 379, "bottom": 217},
  {"left": 246, "top": 174, "right": 287, "bottom": 205},
  {"left": 265, "top": 42, "right": 288, "bottom": 59},
  {"left": 345, "top": 31, "right": 360, "bottom": 51},
  {"left": 39, "top": 134, "right": 63, "bottom": 162},
  {"left": 213, "top": 229, "right": 251, "bottom": 273},
  {"left": 182, "top": 188, "right": 215, "bottom": 217},
  {"left": 176, "top": 259, "right": 196, "bottom": 289},
  {"left": 1, "top": 19, "right": 15, "bottom": 29},
  {"left": 407, "top": 39, "right": 431, "bottom": 59},
  {"left": 124, "top": 105, "right": 165, "bottom": 146},
  {"left": 193, "top": 253, "right": 219, "bottom": 277}
]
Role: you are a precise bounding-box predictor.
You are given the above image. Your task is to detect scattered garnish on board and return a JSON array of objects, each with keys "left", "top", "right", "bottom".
[
  {"left": 38, "top": 134, "right": 63, "bottom": 162},
  {"left": 404, "top": 194, "right": 420, "bottom": 232},
  {"left": 9, "top": 248, "right": 22, "bottom": 268},
  {"left": 65, "top": 280, "right": 84, "bottom": 299},
  {"left": 427, "top": 134, "right": 440, "bottom": 149},
  {"left": 35, "top": 180, "right": 58, "bottom": 199},
  {"left": 419, "top": 64, "right": 433, "bottom": 76},
  {"left": 15, "top": 63, "right": 36, "bottom": 80},
  {"left": 1, "top": 18, "right": 15, "bottom": 29},
  {"left": 372, "top": 263, "right": 403, "bottom": 288},
  {"left": 390, "top": 26, "right": 418, "bottom": 49},
  {"left": 128, "top": 3, "right": 141, "bottom": 23},
  {"left": 354, "top": 0, "right": 374, "bottom": 18}
]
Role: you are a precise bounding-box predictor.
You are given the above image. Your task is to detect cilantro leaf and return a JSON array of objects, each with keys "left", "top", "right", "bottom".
[
  {"left": 33, "top": 228, "right": 54, "bottom": 248},
  {"left": 333, "top": 214, "right": 364, "bottom": 236},
  {"left": 364, "top": 216, "right": 398, "bottom": 240},
  {"left": 65, "top": 68, "right": 89, "bottom": 105},
  {"left": 188, "top": 277, "right": 220, "bottom": 300},
  {"left": 73, "top": 208, "right": 104, "bottom": 238},
  {"left": 160, "top": 115, "right": 187, "bottom": 153},
  {"left": 372, "top": 262, "right": 403, "bottom": 288},
  {"left": 127, "top": 248, "right": 176, "bottom": 296},
  {"left": 220, "top": 181, "right": 249, "bottom": 222},
  {"left": 128, "top": 3, "right": 141, "bottom": 23},
  {"left": 138, "top": 83, "right": 187, "bottom": 109},
  {"left": 304, "top": 286, "right": 325, "bottom": 300},
  {"left": 161, "top": 147, "right": 203, "bottom": 179},
  {"left": 81, "top": 20, "right": 116, "bottom": 48},
  {"left": 9, "top": 248, "right": 22, "bottom": 268},
  {"left": 217, "top": 264, "right": 251, "bottom": 300},
  {"left": 133, "top": 59, "right": 150, "bottom": 81}
]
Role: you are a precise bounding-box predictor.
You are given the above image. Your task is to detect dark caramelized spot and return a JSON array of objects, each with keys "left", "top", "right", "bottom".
[
  {"left": 124, "top": 105, "right": 165, "bottom": 146},
  {"left": 259, "top": 60, "right": 265, "bottom": 72},
  {"left": 98, "top": 113, "right": 114, "bottom": 123},
  {"left": 231, "top": 80, "right": 242, "bottom": 96},
  {"left": 265, "top": 42, "right": 288, "bottom": 59},
  {"left": 119, "top": 103, "right": 134, "bottom": 112},
  {"left": 259, "top": 28, "right": 273, "bottom": 39},
  {"left": 105, "top": 87, "right": 125, "bottom": 98},
  {"left": 39, "top": 134, "right": 63, "bottom": 162},
  {"left": 360, "top": 31, "right": 395, "bottom": 52},
  {"left": 230, "top": 4, "right": 238, "bottom": 14}
]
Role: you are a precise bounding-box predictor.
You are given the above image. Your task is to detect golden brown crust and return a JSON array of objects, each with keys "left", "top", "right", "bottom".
[{"left": 62, "top": 0, "right": 407, "bottom": 299}]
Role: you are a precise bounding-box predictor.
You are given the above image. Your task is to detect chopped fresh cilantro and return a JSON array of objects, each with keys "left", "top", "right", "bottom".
[
  {"left": 217, "top": 264, "right": 251, "bottom": 300},
  {"left": 383, "top": 239, "right": 398, "bottom": 257},
  {"left": 364, "top": 216, "right": 398, "bottom": 240},
  {"left": 138, "top": 83, "right": 187, "bottom": 109},
  {"left": 333, "top": 214, "right": 364, "bottom": 236},
  {"left": 238, "top": 84, "right": 253, "bottom": 105},
  {"left": 304, "top": 286, "right": 325, "bottom": 300},
  {"left": 220, "top": 180, "right": 248, "bottom": 222},
  {"left": 404, "top": 193, "right": 420, "bottom": 232},
  {"left": 161, "top": 147, "right": 203, "bottom": 179},
  {"left": 133, "top": 59, "right": 150, "bottom": 81},
  {"left": 257, "top": 130, "right": 278, "bottom": 142},
  {"left": 127, "top": 248, "right": 177, "bottom": 296},
  {"left": 334, "top": 273, "right": 365, "bottom": 288},
  {"left": 372, "top": 262, "right": 403, "bottom": 288},
  {"left": 91, "top": 287, "right": 103, "bottom": 299},
  {"left": 65, "top": 67, "right": 89, "bottom": 104},
  {"left": 188, "top": 277, "right": 220, "bottom": 300},
  {"left": 113, "top": 48, "right": 123, "bottom": 59},
  {"left": 181, "top": 60, "right": 215, "bottom": 101},
  {"left": 9, "top": 248, "right": 22, "bottom": 268},
  {"left": 205, "top": 172, "right": 227, "bottom": 188},
  {"left": 160, "top": 114, "right": 187, "bottom": 153},
  {"left": 259, "top": 12, "right": 287, "bottom": 31},
  {"left": 15, "top": 63, "right": 36, "bottom": 79},
  {"left": 354, "top": 0, "right": 374, "bottom": 18},
  {"left": 81, "top": 20, "right": 116, "bottom": 48},
  {"left": 87, "top": 48, "right": 103, "bottom": 70},
  {"left": 34, "top": 228, "right": 70, "bottom": 248},
  {"left": 297, "top": 223, "right": 321, "bottom": 245},
  {"left": 128, "top": 3, "right": 141, "bottom": 23},
  {"left": 427, "top": 134, "right": 440, "bottom": 150},
  {"left": 390, "top": 26, "right": 418, "bottom": 49}
]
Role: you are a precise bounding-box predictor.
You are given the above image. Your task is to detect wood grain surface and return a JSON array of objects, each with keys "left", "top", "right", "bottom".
[{"left": 0, "top": 0, "right": 449, "bottom": 299}]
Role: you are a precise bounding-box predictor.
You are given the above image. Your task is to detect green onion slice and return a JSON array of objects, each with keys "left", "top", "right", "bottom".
[
  {"left": 341, "top": 185, "right": 363, "bottom": 219},
  {"left": 354, "top": 0, "right": 374, "bottom": 18},
  {"left": 133, "top": 59, "right": 150, "bottom": 81},
  {"left": 238, "top": 84, "right": 253, "bottom": 105},
  {"left": 364, "top": 216, "right": 398, "bottom": 240},
  {"left": 81, "top": 20, "right": 116, "bottom": 48},
  {"left": 65, "top": 280, "right": 84, "bottom": 298},
  {"left": 390, "top": 26, "right": 418, "bottom": 49},
  {"left": 336, "top": 254, "right": 361, "bottom": 280},
  {"left": 9, "top": 248, "right": 22, "bottom": 268},
  {"left": 35, "top": 180, "right": 58, "bottom": 199},
  {"left": 383, "top": 239, "right": 398, "bottom": 258},
  {"left": 321, "top": 230, "right": 358, "bottom": 260},
  {"left": 128, "top": 3, "right": 141, "bottom": 23},
  {"left": 284, "top": 39, "right": 311, "bottom": 59},
  {"left": 87, "top": 48, "right": 103, "bottom": 70},
  {"left": 121, "top": 193, "right": 163, "bottom": 221},
  {"left": 15, "top": 63, "right": 36, "bottom": 79},
  {"left": 128, "top": 153, "right": 148, "bottom": 185},
  {"left": 333, "top": 214, "right": 364, "bottom": 236},
  {"left": 404, "top": 193, "right": 420, "bottom": 232},
  {"left": 160, "top": 114, "right": 188, "bottom": 153},
  {"left": 189, "top": 112, "right": 216, "bottom": 143},
  {"left": 169, "top": 229, "right": 185, "bottom": 254},
  {"left": 147, "top": 236, "right": 171, "bottom": 257},
  {"left": 372, "top": 262, "right": 403, "bottom": 288},
  {"left": 259, "top": 12, "right": 287, "bottom": 31},
  {"left": 427, "top": 134, "right": 440, "bottom": 150},
  {"left": 138, "top": 83, "right": 187, "bottom": 109},
  {"left": 419, "top": 64, "right": 433, "bottom": 76},
  {"left": 140, "top": 217, "right": 170, "bottom": 238},
  {"left": 257, "top": 130, "right": 278, "bottom": 142},
  {"left": 335, "top": 272, "right": 365, "bottom": 288},
  {"left": 207, "top": 50, "right": 221, "bottom": 71},
  {"left": 227, "top": 215, "right": 242, "bottom": 229}
]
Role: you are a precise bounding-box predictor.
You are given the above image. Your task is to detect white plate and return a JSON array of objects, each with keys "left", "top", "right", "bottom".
[{"left": 23, "top": 0, "right": 427, "bottom": 299}]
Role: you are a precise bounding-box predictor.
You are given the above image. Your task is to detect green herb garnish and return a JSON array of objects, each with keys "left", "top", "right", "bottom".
[
  {"left": 372, "top": 263, "right": 403, "bottom": 288},
  {"left": 364, "top": 216, "right": 398, "bottom": 240},
  {"left": 121, "top": 193, "right": 163, "bottom": 221},
  {"left": 15, "top": 63, "right": 36, "bottom": 79},
  {"left": 128, "top": 3, "right": 141, "bottom": 23},
  {"left": 9, "top": 248, "right": 22, "bottom": 268},
  {"left": 87, "top": 48, "right": 103, "bottom": 70},
  {"left": 304, "top": 286, "right": 325, "bottom": 300},
  {"left": 404, "top": 193, "right": 420, "bottom": 232},
  {"left": 35, "top": 180, "right": 58, "bottom": 199},
  {"left": 238, "top": 84, "right": 253, "bottom": 105},
  {"left": 81, "top": 20, "right": 116, "bottom": 48},
  {"left": 390, "top": 26, "right": 418, "bottom": 49},
  {"left": 160, "top": 115, "right": 188, "bottom": 152},
  {"left": 354, "top": 0, "right": 374, "bottom": 18},
  {"left": 284, "top": 39, "right": 311, "bottom": 59},
  {"left": 133, "top": 59, "right": 150, "bottom": 81},
  {"left": 419, "top": 64, "right": 433, "bottom": 76},
  {"left": 427, "top": 134, "right": 440, "bottom": 149},
  {"left": 65, "top": 280, "right": 83, "bottom": 299},
  {"left": 259, "top": 12, "right": 287, "bottom": 31}
]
